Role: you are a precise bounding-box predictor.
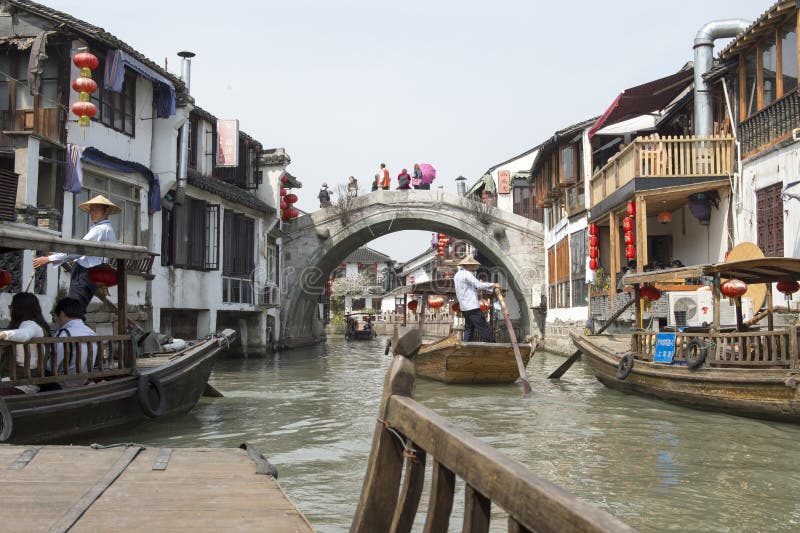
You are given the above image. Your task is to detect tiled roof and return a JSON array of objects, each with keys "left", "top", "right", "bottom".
[
  {"left": 262, "top": 148, "right": 291, "bottom": 166},
  {"left": 720, "top": 1, "right": 794, "bottom": 59},
  {"left": 5, "top": 0, "right": 185, "bottom": 94},
  {"left": 529, "top": 116, "right": 600, "bottom": 177},
  {"left": 187, "top": 169, "right": 274, "bottom": 215},
  {"left": 344, "top": 247, "right": 393, "bottom": 264},
  {"left": 281, "top": 171, "right": 302, "bottom": 189}
]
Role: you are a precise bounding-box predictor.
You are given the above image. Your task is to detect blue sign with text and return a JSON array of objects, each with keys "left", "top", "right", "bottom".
[{"left": 653, "top": 333, "right": 677, "bottom": 364}]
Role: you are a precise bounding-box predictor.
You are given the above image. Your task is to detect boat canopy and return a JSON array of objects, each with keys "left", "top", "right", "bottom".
[
  {"left": 0, "top": 223, "right": 150, "bottom": 260},
  {"left": 406, "top": 279, "right": 457, "bottom": 295},
  {"left": 623, "top": 257, "right": 800, "bottom": 286}
]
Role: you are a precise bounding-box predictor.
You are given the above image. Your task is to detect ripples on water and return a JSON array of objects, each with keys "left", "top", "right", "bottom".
[{"left": 84, "top": 337, "right": 800, "bottom": 532}]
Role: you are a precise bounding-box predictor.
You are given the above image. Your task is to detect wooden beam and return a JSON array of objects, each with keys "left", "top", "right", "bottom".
[
  {"left": 116, "top": 262, "right": 127, "bottom": 336},
  {"left": 635, "top": 196, "right": 648, "bottom": 270},
  {"left": 609, "top": 211, "right": 619, "bottom": 312}
]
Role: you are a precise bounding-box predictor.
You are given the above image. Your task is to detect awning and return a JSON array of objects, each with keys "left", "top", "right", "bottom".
[
  {"left": 0, "top": 223, "right": 150, "bottom": 261},
  {"left": 588, "top": 68, "right": 694, "bottom": 138},
  {"left": 623, "top": 257, "right": 800, "bottom": 286},
  {"left": 104, "top": 49, "right": 176, "bottom": 118}
]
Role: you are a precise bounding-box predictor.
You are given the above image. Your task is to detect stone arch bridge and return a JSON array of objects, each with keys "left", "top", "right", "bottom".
[{"left": 280, "top": 190, "right": 545, "bottom": 347}]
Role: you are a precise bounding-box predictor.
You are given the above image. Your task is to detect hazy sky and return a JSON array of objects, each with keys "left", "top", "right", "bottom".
[{"left": 43, "top": 0, "right": 767, "bottom": 261}]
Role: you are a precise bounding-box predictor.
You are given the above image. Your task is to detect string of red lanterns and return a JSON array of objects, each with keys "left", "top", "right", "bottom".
[
  {"left": 71, "top": 51, "right": 99, "bottom": 127},
  {"left": 623, "top": 213, "right": 636, "bottom": 261},
  {"left": 777, "top": 281, "right": 800, "bottom": 305},
  {"left": 280, "top": 174, "right": 299, "bottom": 222},
  {"left": 588, "top": 223, "right": 598, "bottom": 271}
]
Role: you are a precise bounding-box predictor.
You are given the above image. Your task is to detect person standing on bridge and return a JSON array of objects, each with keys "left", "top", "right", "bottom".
[
  {"left": 454, "top": 256, "right": 499, "bottom": 343},
  {"left": 347, "top": 176, "right": 358, "bottom": 197},
  {"left": 380, "top": 163, "right": 391, "bottom": 190},
  {"left": 318, "top": 182, "right": 332, "bottom": 208},
  {"left": 371, "top": 174, "right": 380, "bottom": 192},
  {"left": 397, "top": 168, "right": 411, "bottom": 190}
]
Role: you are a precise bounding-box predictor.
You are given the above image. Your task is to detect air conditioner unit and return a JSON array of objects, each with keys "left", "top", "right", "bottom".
[
  {"left": 793, "top": 128, "right": 800, "bottom": 142},
  {"left": 667, "top": 291, "right": 753, "bottom": 327}
]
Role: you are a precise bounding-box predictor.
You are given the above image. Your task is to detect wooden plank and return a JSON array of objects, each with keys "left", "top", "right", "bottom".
[
  {"left": 389, "top": 444, "right": 426, "bottom": 533},
  {"left": 463, "top": 484, "right": 491, "bottom": 533},
  {"left": 7, "top": 447, "right": 39, "bottom": 470},
  {"left": 151, "top": 448, "right": 173, "bottom": 471},
  {"left": 423, "top": 460, "right": 456, "bottom": 533}
]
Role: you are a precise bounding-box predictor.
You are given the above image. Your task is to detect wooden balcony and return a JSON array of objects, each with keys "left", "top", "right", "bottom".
[
  {"left": 740, "top": 88, "right": 800, "bottom": 157},
  {"left": 590, "top": 135, "right": 735, "bottom": 206}
]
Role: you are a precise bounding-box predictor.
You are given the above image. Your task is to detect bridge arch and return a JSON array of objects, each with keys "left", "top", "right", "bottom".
[{"left": 280, "top": 190, "right": 545, "bottom": 347}]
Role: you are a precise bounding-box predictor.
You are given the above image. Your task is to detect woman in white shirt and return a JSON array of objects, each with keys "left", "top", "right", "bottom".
[{"left": 0, "top": 292, "right": 52, "bottom": 369}]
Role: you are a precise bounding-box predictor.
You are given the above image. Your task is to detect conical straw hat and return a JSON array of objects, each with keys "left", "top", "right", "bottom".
[
  {"left": 78, "top": 194, "right": 121, "bottom": 215},
  {"left": 458, "top": 256, "right": 480, "bottom": 267}
]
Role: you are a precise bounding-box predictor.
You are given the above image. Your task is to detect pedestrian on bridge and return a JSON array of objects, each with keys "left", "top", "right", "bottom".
[
  {"left": 347, "top": 176, "right": 358, "bottom": 197},
  {"left": 397, "top": 168, "right": 411, "bottom": 190},
  {"left": 454, "top": 256, "right": 499, "bottom": 343},
  {"left": 371, "top": 174, "right": 380, "bottom": 192},
  {"left": 412, "top": 163, "right": 428, "bottom": 190},
  {"left": 379, "top": 163, "right": 391, "bottom": 190},
  {"left": 318, "top": 183, "right": 332, "bottom": 208}
]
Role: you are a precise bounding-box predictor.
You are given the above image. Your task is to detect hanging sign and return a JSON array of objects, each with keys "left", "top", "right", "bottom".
[
  {"left": 653, "top": 333, "right": 677, "bottom": 364},
  {"left": 216, "top": 119, "right": 239, "bottom": 167},
  {"left": 497, "top": 170, "right": 511, "bottom": 194}
]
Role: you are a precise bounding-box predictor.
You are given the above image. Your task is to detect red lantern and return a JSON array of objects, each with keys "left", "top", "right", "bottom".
[
  {"left": 427, "top": 296, "right": 445, "bottom": 309},
  {"left": 71, "top": 77, "right": 98, "bottom": 94},
  {"left": 626, "top": 201, "right": 636, "bottom": 217},
  {"left": 407, "top": 300, "right": 418, "bottom": 311},
  {"left": 451, "top": 302, "right": 461, "bottom": 313},
  {"left": 721, "top": 279, "right": 748, "bottom": 299},
  {"left": 326, "top": 289, "right": 333, "bottom": 296},
  {"left": 639, "top": 285, "right": 661, "bottom": 301},
  {"left": 589, "top": 259, "right": 598, "bottom": 271},
  {"left": 589, "top": 236, "right": 598, "bottom": 248},
  {"left": 438, "top": 233, "right": 445, "bottom": 239},
  {"left": 280, "top": 200, "right": 287, "bottom": 210},
  {"left": 479, "top": 299, "right": 491, "bottom": 312},
  {"left": 622, "top": 217, "right": 634, "bottom": 232},
  {"left": 280, "top": 188, "right": 287, "bottom": 197},
  {"left": 589, "top": 248, "right": 598, "bottom": 259},
  {"left": 625, "top": 244, "right": 636, "bottom": 259},
  {"left": 0, "top": 270, "right": 11, "bottom": 289},
  {"left": 624, "top": 231, "right": 635, "bottom": 245},
  {"left": 73, "top": 52, "right": 99, "bottom": 70},
  {"left": 280, "top": 174, "right": 288, "bottom": 183},
  {"left": 71, "top": 101, "right": 97, "bottom": 126},
  {"left": 87, "top": 263, "right": 118, "bottom": 289},
  {"left": 777, "top": 281, "right": 800, "bottom": 298},
  {"left": 284, "top": 193, "right": 298, "bottom": 204},
  {"left": 658, "top": 211, "right": 672, "bottom": 224},
  {"left": 438, "top": 250, "right": 445, "bottom": 257},
  {"left": 281, "top": 207, "right": 299, "bottom": 221},
  {"left": 589, "top": 224, "right": 598, "bottom": 236}
]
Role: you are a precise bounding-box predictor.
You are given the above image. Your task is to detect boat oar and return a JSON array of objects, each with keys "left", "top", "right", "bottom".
[
  {"left": 494, "top": 287, "right": 533, "bottom": 396},
  {"left": 548, "top": 297, "right": 635, "bottom": 379}
]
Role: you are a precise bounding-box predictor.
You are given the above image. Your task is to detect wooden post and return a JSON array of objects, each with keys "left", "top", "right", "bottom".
[
  {"left": 609, "top": 211, "right": 619, "bottom": 312},
  {"left": 766, "top": 282, "right": 774, "bottom": 331},
  {"left": 712, "top": 274, "right": 721, "bottom": 333},
  {"left": 635, "top": 195, "right": 648, "bottom": 270},
  {"left": 403, "top": 293, "right": 407, "bottom": 327},
  {"left": 634, "top": 287, "right": 642, "bottom": 330},
  {"left": 116, "top": 261, "right": 127, "bottom": 336},
  {"left": 418, "top": 296, "right": 426, "bottom": 338}
]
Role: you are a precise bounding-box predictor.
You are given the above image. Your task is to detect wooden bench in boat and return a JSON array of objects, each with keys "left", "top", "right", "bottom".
[
  {"left": 0, "top": 335, "right": 136, "bottom": 389},
  {"left": 352, "top": 327, "right": 633, "bottom": 533}
]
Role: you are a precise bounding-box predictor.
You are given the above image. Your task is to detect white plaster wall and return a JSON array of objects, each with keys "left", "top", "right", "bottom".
[
  {"left": 668, "top": 196, "right": 730, "bottom": 266},
  {"left": 488, "top": 149, "right": 539, "bottom": 215},
  {"left": 151, "top": 106, "right": 187, "bottom": 195}
]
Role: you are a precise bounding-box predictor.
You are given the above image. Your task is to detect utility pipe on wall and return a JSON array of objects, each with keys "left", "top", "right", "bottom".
[{"left": 175, "top": 50, "right": 195, "bottom": 205}]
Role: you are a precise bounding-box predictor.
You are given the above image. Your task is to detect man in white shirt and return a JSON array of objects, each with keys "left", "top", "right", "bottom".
[
  {"left": 453, "top": 256, "right": 499, "bottom": 342},
  {"left": 32, "top": 195, "right": 120, "bottom": 316},
  {"left": 47, "top": 297, "right": 98, "bottom": 389}
]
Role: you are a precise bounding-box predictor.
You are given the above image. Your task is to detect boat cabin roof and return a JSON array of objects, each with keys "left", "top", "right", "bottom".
[
  {"left": 345, "top": 312, "right": 374, "bottom": 318},
  {"left": 623, "top": 257, "right": 800, "bottom": 286},
  {"left": 406, "top": 279, "right": 457, "bottom": 295},
  {"left": 0, "top": 223, "right": 151, "bottom": 261}
]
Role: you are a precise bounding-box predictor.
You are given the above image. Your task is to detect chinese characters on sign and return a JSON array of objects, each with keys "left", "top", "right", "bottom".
[
  {"left": 216, "top": 119, "right": 239, "bottom": 167},
  {"left": 497, "top": 170, "right": 510, "bottom": 194},
  {"left": 653, "top": 333, "right": 677, "bottom": 364}
]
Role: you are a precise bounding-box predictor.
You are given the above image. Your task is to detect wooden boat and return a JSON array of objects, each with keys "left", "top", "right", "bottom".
[
  {"left": 404, "top": 279, "right": 534, "bottom": 384},
  {"left": 345, "top": 312, "right": 377, "bottom": 340},
  {"left": 573, "top": 257, "right": 800, "bottom": 423},
  {"left": 0, "top": 223, "right": 235, "bottom": 443},
  {"left": 353, "top": 326, "right": 632, "bottom": 532}
]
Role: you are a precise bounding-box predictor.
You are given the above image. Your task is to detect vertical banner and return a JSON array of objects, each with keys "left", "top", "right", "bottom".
[
  {"left": 216, "top": 119, "right": 239, "bottom": 167},
  {"left": 497, "top": 169, "right": 511, "bottom": 194}
]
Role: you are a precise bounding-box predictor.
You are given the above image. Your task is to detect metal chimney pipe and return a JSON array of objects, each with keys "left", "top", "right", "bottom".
[
  {"left": 175, "top": 50, "right": 195, "bottom": 205},
  {"left": 693, "top": 19, "right": 750, "bottom": 136},
  {"left": 455, "top": 175, "right": 466, "bottom": 196}
]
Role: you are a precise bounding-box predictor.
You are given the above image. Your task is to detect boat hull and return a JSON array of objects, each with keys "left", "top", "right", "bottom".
[
  {"left": 414, "top": 336, "right": 532, "bottom": 384},
  {"left": 571, "top": 332, "right": 800, "bottom": 423},
  {"left": 2, "top": 335, "right": 229, "bottom": 444}
]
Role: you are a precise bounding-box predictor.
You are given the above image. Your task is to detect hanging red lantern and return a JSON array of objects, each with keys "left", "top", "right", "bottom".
[
  {"left": 624, "top": 231, "right": 635, "bottom": 245},
  {"left": 658, "top": 211, "right": 672, "bottom": 224},
  {"left": 280, "top": 200, "right": 287, "bottom": 210},
  {"left": 625, "top": 244, "right": 636, "bottom": 259},
  {"left": 622, "top": 217, "right": 634, "bottom": 232},
  {"left": 427, "top": 295, "right": 445, "bottom": 309},
  {"left": 589, "top": 248, "right": 598, "bottom": 259},
  {"left": 87, "top": 263, "right": 118, "bottom": 289},
  {"left": 777, "top": 281, "right": 800, "bottom": 298},
  {"left": 284, "top": 193, "right": 298, "bottom": 204},
  {"left": 0, "top": 270, "right": 11, "bottom": 290},
  {"left": 281, "top": 207, "right": 299, "bottom": 221},
  {"left": 721, "top": 279, "right": 748, "bottom": 299},
  {"left": 71, "top": 101, "right": 97, "bottom": 126},
  {"left": 280, "top": 174, "right": 288, "bottom": 183},
  {"left": 438, "top": 233, "right": 445, "bottom": 239},
  {"left": 407, "top": 300, "right": 418, "bottom": 311},
  {"left": 451, "top": 302, "right": 461, "bottom": 313},
  {"left": 626, "top": 201, "right": 636, "bottom": 217},
  {"left": 438, "top": 250, "right": 445, "bottom": 257},
  {"left": 71, "top": 77, "right": 98, "bottom": 94},
  {"left": 589, "top": 259, "right": 598, "bottom": 271},
  {"left": 73, "top": 52, "right": 99, "bottom": 70},
  {"left": 589, "top": 223, "right": 598, "bottom": 236},
  {"left": 280, "top": 188, "right": 287, "bottom": 197},
  {"left": 479, "top": 299, "right": 491, "bottom": 312},
  {"left": 639, "top": 285, "right": 662, "bottom": 301},
  {"left": 326, "top": 289, "right": 333, "bottom": 296},
  {"left": 589, "top": 236, "right": 598, "bottom": 248}
]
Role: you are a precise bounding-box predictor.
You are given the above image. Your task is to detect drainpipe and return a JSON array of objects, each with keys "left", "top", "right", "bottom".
[
  {"left": 175, "top": 50, "right": 195, "bottom": 205},
  {"left": 693, "top": 19, "right": 750, "bottom": 136}
]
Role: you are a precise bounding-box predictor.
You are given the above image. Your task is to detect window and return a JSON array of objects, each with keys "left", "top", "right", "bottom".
[
  {"left": 188, "top": 117, "right": 198, "bottom": 169},
  {"left": 570, "top": 230, "right": 587, "bottom": 307},
  {"left": 40, "top": 56, "right": 58, "bottom": 109},
  {"left": 90, "top": 59, "right": 136, "bottom": 136},
  {"left": 223, "top": 211, "right": 255, "bottom": 276},
  {"left": 266, "top": 244, "right": 277, "bottom": 284},
  {"left": 781, "top": 21, "right": 798, "bottom": 94},
  {"left": 743, "top": 50, "right": 758, "bottom": 118},
  {"left": 547, "top": 237, "right": 572, "bottom": 308},
  {"left": 73, "top": 174, "right": 140, "bottom": 245},
  {"left": 560, "top": 145, "right": 576, "bottom": 184},
  {"left": 756, "top": 183, "right": 784, "bottom": 257},
  {"left": 212, "top": 136, "right": 260, "bottom": 190},
  {"left": 762, "top": 34, "right": 777, "bottom": 107},
  {"left": 512, "top": 183, "right": 543, "bottom": 222},
  {"left": 0, "top": 55, "right": 9, "bottom": 112}
]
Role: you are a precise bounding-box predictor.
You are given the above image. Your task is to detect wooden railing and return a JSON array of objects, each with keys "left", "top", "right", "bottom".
[
  {"left": 351, "top": 334, "right": 633, "bottom": 533},
  {"left": 633, "top": 327, "right": 799, "bottom": 368},
  {"left": 590, "top": 135, "right": 735, "bottom": 205},
  {"left": 0, "top": 335, "right": 136, "bottom": 388},
  {"left": 739, "top": 88, "right": 800, "bottom": 156}
]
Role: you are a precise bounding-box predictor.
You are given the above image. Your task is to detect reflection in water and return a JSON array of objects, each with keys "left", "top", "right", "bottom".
[{"left": 82, "top": 337, "right": 800, "bottom": 532}]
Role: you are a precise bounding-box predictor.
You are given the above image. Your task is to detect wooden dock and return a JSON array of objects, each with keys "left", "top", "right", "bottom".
[{"left": 0, "top": 444, "right": 313, "bottom": 532}]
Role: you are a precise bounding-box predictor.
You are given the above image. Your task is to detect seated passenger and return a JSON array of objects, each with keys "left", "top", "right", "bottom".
[
  {"left": 47, "top": 297, "right": 98, "bottom": 389},
  {"left": 0, "top": 293, "right": 51, "bottom": 394}
]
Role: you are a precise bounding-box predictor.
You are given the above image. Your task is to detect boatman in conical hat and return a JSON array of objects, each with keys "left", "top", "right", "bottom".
[
  {"left": 32, "top": 195, "right": 119, "bottom": 315},
  {"left": 454, "top": 255, "right": 499, "bottom": 343}
]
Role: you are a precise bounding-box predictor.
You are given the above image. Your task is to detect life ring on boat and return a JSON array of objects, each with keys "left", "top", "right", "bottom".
[
  {"left": 617, "top": 352, "right": 634, "bottom": 380},
  {"left": 0, "top": 397, "right": 12, "bottom": 442},
  {"left": 685, "top": 338, "right": 707, "bottom": 370},
  {"left": 137, "top": 374, "right": 166, "bottom": 418}
]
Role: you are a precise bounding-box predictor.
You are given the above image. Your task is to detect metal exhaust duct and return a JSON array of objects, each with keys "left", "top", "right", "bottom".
[{"left": 175, "top": 50, "right": 195, "bottom": 205}]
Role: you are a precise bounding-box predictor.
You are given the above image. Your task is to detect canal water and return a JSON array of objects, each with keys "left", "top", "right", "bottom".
[{"left": 84, "top": 337, "right": 800, "bottom": 532}]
